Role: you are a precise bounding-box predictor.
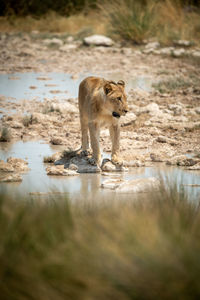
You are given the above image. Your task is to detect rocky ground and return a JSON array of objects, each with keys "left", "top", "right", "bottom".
[{"left": 0, "top": 32, "right": 200, "bottom": 179}]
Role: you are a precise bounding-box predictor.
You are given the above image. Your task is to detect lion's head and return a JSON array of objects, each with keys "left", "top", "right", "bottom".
[{"left": 104, "top": 80, "right": 128, "bottom": 118}]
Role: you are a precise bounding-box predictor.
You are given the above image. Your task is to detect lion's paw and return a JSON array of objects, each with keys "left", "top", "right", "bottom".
[{"left": 111, "top": 155, "right": 123, "bottom": 166}]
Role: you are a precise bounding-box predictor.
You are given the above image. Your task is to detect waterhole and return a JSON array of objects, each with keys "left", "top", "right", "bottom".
[{"left": 0, "top": 140, "right": 199, "bottom": 201}]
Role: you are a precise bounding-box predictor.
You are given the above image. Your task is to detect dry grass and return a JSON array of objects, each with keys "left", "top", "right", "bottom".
[
  {"left": 0, "top": 11, "right": 106, "bottom": 35},
  {"left": 156, "top": 0, "right": 200, "bottom": 44},
  {"left": 100, "top": 0, "right": 200, "bottom": 45},
  {"left": 0, "top": 1, "right": 199, "bottom": 45}
]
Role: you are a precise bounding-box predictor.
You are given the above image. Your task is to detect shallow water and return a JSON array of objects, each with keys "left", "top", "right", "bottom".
[
  {"left": 0, "top": 72, "right": 84, "bottom": 101},
  {"left": 0, "top": 72, "right": 152, "bottom": 102},
  {"left": 0, "top": 140, "right": 199, "bottom": 201}
]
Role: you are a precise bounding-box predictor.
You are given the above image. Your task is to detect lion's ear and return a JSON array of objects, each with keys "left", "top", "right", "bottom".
[
  {"left": 117, "top": 80, "right": 125, "bottom": 87},
  {"left": 104, "top": 83, "right": 113, "bottom": 95}
]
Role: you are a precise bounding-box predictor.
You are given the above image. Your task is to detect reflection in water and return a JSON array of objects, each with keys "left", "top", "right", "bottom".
[{"left": 0, "top": 140, "right": 200, "bottom": 201}]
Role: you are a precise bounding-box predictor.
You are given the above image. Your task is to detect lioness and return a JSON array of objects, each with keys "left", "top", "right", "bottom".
[{"left": 78, "top": 76, "right": 128, "bottom": 166}]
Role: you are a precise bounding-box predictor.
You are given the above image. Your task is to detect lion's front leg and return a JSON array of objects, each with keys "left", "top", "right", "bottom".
[
  {"left": 89, "top": 121, "right": 101, "bottom": 166},
  {"left": 109, "top": 124, "right": 123, "bottom": 165}
]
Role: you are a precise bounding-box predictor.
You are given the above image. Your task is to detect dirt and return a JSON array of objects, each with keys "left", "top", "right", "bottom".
[{"left": 0, "top": 32, "right": 200, "bottom": 167}]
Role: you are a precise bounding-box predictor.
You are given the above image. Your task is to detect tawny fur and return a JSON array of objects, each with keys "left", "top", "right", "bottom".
[{"left": 78, "top": 76, "right": 128, "bottom": 166}]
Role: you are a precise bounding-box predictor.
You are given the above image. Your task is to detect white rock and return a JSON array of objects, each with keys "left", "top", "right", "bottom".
[
  {"left": 51, "top": 102, "right": 78, "bottom": 114},
  {"left": 195, "top": 107, "right": 200, "bottom": 114},
  {"left": 143, "top": 48, "right": 154, "bottom": 54},
  {"left": 121, "top": 112, "right": 137, "bottom": 126},
  {"left": 44, "top": 38, "right": 63, "bottom": 46},
  {"left": 140, "top": 102, "right": 160, "bottom": 116},
  {"left": 192, "top": 51, "right": 200, "bottom": 58},
  {"left": 83, "top": 35, "right": 114, "bottom": 47},
  {"left": 172, "top": 48, "right": 185, "bottom": 57},
  {"left": 174, "top": 40, "right": 192, "bottom": 47},
  {"left": 66, "top": 36, "right": 74, "bottom": 43},
  {"left": 60, "top": 44, "right": 78, "bottom": 52},
  {"left": 145, "top": 42, "right": 160, "bottom": 49},
  {"left": 159, "top": 47, "right": 174, "bottom": 55},
  {"left": 121, "top": 48, "right": 133, "bottom": 56}
]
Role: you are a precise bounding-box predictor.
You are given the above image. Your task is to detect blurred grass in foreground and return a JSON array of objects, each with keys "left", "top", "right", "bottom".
[{"left": 0, "top": 185, "right": 200, "bottom": 299}]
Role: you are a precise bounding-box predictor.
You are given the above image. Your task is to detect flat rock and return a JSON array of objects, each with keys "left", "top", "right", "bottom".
[
  {"left": 70, "top": 156, "right": 101, "bottom": 173},
  {"left": 83, "top": 35, "right": 114, "bottom": 47},
  {"left": 101, "top": 177, "right": 160, "bottom": 193},
  {"left": 0, "top": 173, "right": 22, "bottom": 182},
  {"left": 46, "top": 165, "right": 78, "bottom": 176}
]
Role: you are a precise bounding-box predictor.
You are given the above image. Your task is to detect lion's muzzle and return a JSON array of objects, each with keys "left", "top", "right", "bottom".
[{"left": 112, "top": 111, "right": 120, "bottom": 118}]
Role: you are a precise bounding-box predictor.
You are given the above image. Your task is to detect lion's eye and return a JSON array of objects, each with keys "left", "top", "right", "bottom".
[{"left": 117, "top": 97, "right": 122, "bottom": 101}]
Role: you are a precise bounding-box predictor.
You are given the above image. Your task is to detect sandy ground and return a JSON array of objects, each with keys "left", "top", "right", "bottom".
[{"left": 0, "top": 32, "right": 200, "bottom": 166}]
